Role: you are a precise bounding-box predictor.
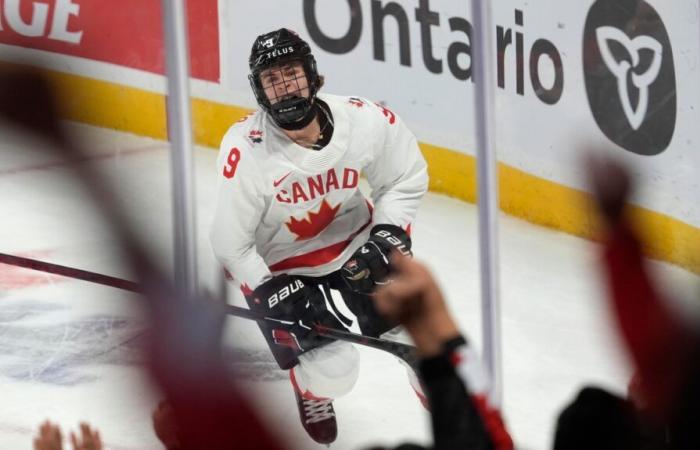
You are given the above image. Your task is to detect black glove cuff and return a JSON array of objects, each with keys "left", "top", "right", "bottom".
[
  {"left": 418, "top": 334, "right": 468, "bottom": 382},
  {"left": 419, "top": 353, "right": 454, "bottom": 381},
  {"left": 442, "top": 335, "right": 468, "bottom": 354}
]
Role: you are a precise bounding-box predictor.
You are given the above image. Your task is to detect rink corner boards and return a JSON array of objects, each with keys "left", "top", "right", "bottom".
[{"left": 24, "top": 65, "right": 700, "bottom": 276}]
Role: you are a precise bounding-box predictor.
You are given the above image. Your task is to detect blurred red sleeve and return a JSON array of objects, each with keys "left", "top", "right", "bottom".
[{"left": 603, "top": 222, "right": 695, "bottom": 421}]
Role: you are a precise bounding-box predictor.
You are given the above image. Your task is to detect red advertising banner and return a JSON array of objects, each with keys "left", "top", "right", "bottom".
[{"left": 0, "top": 0, "right": 220, "bottom": 82}]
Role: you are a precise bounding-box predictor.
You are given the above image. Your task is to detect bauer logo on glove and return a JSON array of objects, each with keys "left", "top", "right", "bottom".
[
  {"left": 374, "top": 229, "right": 411, "bottom": 256},
  {"left": 264, "top": 278, "right": 305, "bottom": 308},
  {"left": 250, "top": 274, "right": 344, "bottom": 355},
  {"left": 341, "top": 224, "right": 412, "bottom": 294}
]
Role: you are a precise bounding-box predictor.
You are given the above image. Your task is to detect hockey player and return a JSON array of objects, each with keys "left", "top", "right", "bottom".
[{"left": 210, "top": 28, "right": 428, "bottom": 444}]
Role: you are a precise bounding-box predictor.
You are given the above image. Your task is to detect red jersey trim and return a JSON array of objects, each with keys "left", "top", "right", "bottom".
[{"left": 269, "top": 219, "right": 372, "bottom": 272}]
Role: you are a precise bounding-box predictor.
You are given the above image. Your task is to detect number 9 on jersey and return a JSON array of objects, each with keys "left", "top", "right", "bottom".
[{"left": 223, "top": 147, "right": 241, "bottom": 179}]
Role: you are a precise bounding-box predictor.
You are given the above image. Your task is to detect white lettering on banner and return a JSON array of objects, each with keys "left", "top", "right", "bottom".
[
  {"left": 48, "top": 0, "right": 83, "bottom": 44},
  {"left": 3, "top": 0, "right": 49, "bottom": 37},
  {"left": 1, "top": 0, "right": 83, "bottom": 43}
]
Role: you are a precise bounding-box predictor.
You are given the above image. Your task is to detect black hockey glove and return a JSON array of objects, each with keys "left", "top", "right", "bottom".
[
  {"left": 341, "top": 224, "right": 412, "bottom": 294},
  {"left": 251, "top": 274, "right": 338, "bottom": 352}
]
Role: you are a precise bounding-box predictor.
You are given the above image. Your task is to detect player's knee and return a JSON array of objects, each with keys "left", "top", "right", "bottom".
[{"left": 293, "top": 341, "right": 360, "bottom": 399}]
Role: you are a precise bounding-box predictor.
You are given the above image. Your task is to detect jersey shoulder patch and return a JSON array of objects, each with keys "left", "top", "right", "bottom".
[
  {"left": 218, "top": 118, "right": 264, "bottom": 182},
  {"left": 332, "top": 94, "right": 397, "bottom": 128},
  {"left": 368, "top": 100, "right": 397, "bottom": 126},
  {"left": 346, "top": 96, "right": 369, "bottom": 109},
  {"left": 222, "top": 111, "right": 269, "bottom": 150},
  {"left": 228, "top": 109, "right": 264, "bottom": 134}
]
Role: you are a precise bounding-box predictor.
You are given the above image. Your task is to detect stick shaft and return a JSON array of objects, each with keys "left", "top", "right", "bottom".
[
  {"left": 0, "top": 252, "right": 418, "bottom": 367},
  {"left": 0, "top": 252, "right": 141, "bottom": 292}
]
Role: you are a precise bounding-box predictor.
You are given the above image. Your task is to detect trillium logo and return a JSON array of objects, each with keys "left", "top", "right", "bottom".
[
  {"left": 596, "top": 27, "right": 663, "bottom": 130},
  {"left": 583, "top": 1, "right": 676, "bottom": 155}
]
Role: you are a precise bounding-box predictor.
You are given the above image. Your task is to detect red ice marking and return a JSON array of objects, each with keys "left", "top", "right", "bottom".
[
  {"left": 0, "top": 251, "right": 64, "bottom": 290},
  {"left": 0, "top": 145, "right": 164, "bottom": 177}
]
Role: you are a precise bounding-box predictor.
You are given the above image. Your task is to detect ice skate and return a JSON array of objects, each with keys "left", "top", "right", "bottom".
[{"left": 294, "top": 388, "right": 338, "bottom": 445}]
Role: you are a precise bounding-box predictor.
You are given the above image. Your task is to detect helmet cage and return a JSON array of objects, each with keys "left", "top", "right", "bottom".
[
  {"left": 248, "top": 54, "right": 319, "bottom": 111},
  {"left": 248, "top": 30, "right": 321, "bottom": 129}
]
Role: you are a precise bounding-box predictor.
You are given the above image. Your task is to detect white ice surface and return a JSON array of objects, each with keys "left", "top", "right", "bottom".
[{"left": 1, "top": 123, "right": 698, "bottom": 449}]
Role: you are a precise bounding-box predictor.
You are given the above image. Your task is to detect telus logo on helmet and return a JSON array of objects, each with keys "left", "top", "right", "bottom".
[
  {"left": 583, "top": 0, "right": 676, "bottom": 155},
  {"left": 256, "top": 46, "right": 295, "bottom": 65}
]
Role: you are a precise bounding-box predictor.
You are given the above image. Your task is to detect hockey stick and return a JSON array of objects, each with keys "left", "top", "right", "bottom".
[
  {"left": 222, "top": 303, "right": 418, "bottom": 368},
  {"left": 0, "top": 252, "right": 418, "bottom": 368},
  {"left": 0, "top": 253, "right": 141, "bottom": 292}
]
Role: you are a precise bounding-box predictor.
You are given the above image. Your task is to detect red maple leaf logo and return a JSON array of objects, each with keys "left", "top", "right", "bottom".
[{"left": 286, "top": 200, "right": 341, "bottom": 241}]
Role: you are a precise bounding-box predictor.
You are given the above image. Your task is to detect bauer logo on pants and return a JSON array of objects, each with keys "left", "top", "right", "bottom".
[{"left": 583, "top": 0, "right": 676, "bottom": 155}]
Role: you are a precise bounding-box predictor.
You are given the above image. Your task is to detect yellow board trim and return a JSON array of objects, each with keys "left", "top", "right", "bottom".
[{"left": 20, "top": 66, "right": 700, "bottom": 274}]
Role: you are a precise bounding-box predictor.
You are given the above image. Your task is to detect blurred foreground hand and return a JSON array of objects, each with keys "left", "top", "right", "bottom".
[
  {"left": 70, "top": 423, "right": 102, "bottom": 450},
  {"left": 152, "top": 400, "right": 181, "bottom": 450},
  {"left": 586, "top": 154, "right": 630, "bottom": 225},
  {"left": 34, "top": 421, "right": 62, "bottom": 450},
  {"left": 374, "top": 254, "right": 459, "bottom": 357},
  {"left": 33, "top": 421, "right": 102, "bottom": 450}
]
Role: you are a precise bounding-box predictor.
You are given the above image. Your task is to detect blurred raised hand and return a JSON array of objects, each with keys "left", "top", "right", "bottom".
[
  {"left": 374, "top": 254, "right": 459, "bottom": 357},
  {"left": 33, "top": 421, "right": 63, "bottom": 450},
  {"left": 69, "top": 423, "right": 102, "bottom": 450}
]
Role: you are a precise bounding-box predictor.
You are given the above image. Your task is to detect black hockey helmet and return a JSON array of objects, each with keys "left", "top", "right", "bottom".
[{"left": 248, "top": 28, "right": 321, "bottom": 130}]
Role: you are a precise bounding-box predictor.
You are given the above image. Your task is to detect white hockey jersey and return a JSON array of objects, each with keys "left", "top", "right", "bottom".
[{"left": 209, "top": 93, "right": 428, "bottom": 292}]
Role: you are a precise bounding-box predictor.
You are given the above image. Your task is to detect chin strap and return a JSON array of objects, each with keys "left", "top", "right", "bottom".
[{"left": 273, "top": 99, "right": 318, "bottom": 130}]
